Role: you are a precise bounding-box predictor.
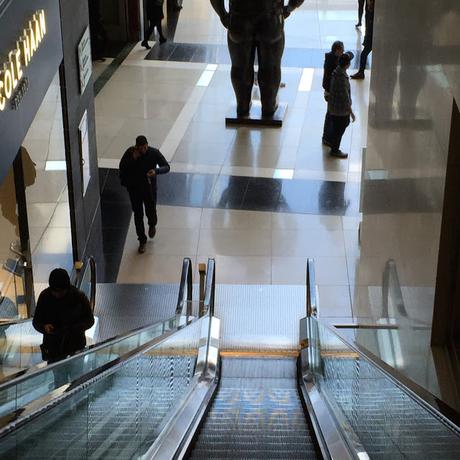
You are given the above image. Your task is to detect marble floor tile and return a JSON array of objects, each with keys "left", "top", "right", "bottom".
[
  {"left": 272, "top": 212, "right": 342, "bottom": 230},
  {"left": 117, "top": 254, "right": 197, "bottom": 284},
  {"left": 200, "top": 208, "right": 271, "bottom": 230},
  {"left": 197, "top": 255, "right": 271, "bottom": 284},
  {"left": 156, "top": 205, "right": 202, "bottom": 229},
  {"left": 272, "top": 229, "right": 346, "bottom": 257},
  {"left": 198, "top": 228, "right": 271, "bottom": 257}
]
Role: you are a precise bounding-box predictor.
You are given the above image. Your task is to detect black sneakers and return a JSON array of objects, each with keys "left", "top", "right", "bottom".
[
  {"left": 138, "top": 242, "right": 146, "bottom": 254},
  {"left": 141, "top": 40, "right": 151, "bottom": 50},
  {"left": 330, "top": 150, "right": 349, "bottom": 159},
  {"left": 148, "top": 226, "right": 156, "bottom": 239}
]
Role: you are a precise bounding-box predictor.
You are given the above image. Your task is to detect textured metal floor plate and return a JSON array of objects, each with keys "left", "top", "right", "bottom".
[
  {"left": 94, "top": 284, "right": 179, "bottom": 341},
  {"left": 215, "top": 285, "right": 305, "bottom": 351}
]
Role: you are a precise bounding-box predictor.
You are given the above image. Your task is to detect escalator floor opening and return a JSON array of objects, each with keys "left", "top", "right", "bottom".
[{"left": 188, "top": 357, "right": 319, "bottom": 459}]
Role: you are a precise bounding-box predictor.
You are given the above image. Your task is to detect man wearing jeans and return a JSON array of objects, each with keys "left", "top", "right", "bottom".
[
  {"left": 327, "top": 53, "right": 356, "bottom": 159},
  {"left": 119, "top": 136, "right": 170, "bottom": 253}
]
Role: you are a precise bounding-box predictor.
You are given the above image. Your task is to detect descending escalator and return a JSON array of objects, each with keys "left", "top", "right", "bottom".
[{"left": 189, "top": 357, "right": 319, "bottom": 460}]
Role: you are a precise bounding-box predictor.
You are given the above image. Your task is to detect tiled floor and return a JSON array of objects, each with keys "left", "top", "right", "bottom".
[{"left": 95, "top": 0, "right": 371, "bottom": 319}]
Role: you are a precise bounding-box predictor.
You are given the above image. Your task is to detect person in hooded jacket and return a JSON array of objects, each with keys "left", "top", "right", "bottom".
[
  {"left": 327, "top": 53, "right": 356, "bottom": 158},
  {"left": 33, "top": 268, "right": 94, "bottom": 364}
]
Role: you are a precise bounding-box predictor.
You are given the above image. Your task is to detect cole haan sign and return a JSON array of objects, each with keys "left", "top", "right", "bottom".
[{"left": 0, "top": 9, "right": 47, "bottom": 111}]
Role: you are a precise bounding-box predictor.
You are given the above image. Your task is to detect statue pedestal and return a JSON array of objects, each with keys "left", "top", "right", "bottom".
[{"left": 225, "top": 102, "right": 287, "bottom": 128}]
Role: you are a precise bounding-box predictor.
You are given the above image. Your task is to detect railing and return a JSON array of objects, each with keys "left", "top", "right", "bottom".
[
  {"left": 0, "top": 260, "right": 220, "bottom": 459},
  {"left": 0, "top": 257, "right": 197, "bottom": 424},
  {"left": 302, "top": 259, "right": 460, "bottom": 459},
  {"left": 76, "top": 255, "right": 96, "bottom": 313},
  {"left": 176, "top": 257, "right": 193, "bottom": 321}
]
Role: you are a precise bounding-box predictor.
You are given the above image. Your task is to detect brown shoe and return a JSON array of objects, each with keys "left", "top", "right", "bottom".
[
  {"left": 148, "top": 226, "right": 156, "bottom": 239},
  {"left": 138, "top": 242, "right": 146, "bottom": 254}
]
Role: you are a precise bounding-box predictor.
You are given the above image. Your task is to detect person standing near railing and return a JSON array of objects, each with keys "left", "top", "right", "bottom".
[{"left": 33, "top": 269, "right": 94, "bottom": 365}]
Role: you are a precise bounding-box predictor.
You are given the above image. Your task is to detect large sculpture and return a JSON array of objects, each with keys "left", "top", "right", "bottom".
[{"left": 210, "top": 0, "right": 304, "bottom": 117}]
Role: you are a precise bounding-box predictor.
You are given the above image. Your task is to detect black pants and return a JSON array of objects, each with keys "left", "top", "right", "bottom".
[
  {"left": 129, "top": 187, "right": 158, "bottom": 243},
  {"left": 330, "top": 115, "right": 350, "bottom": 153},
  {"left": 323, "top": 111, "right": 333, "bottom": 142},
  {"left": 144, "top": 20, "right": 164, "bottom": 42},
  {"left": 358, "top": 0, "right": 365, "bottom": 23},
  {"left": 358, "top": 41, "right": 372, "bottom": 73}
]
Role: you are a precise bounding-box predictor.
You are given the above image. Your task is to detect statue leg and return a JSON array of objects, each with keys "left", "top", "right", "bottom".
[
  {"left": 256, "top": 14, "right": 284, "bottom": 116},
  {"left": 228, "top": 19, "right": 256, "bottom": 116}
]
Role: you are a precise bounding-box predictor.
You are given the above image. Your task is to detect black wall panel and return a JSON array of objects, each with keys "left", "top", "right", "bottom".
[{"left": 0, "top": 0, "right": 63, "bottom": 182}]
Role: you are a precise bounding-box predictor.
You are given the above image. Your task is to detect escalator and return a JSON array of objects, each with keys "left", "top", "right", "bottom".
[
  {"left": 189, "top": 357, "right": 319, "bottom": 459},
  {"left": 1, "top": 259, "right": 460, "bottom": 459}
]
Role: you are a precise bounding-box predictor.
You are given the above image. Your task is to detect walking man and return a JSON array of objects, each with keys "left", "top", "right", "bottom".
[
  {"left": 322, "top": 41, "right": 344, "bottom": 146},
  {"left": 142, "top": 0, "right": 167, "bottom": 49},
  {"left": 33, "top": 268, "right": 94, "bottom": 364},
  {"left": 351, "top": 0, "right": 374, "bottom": 79},
  {"left": 119, "top": 135, "right": 170, "bottom": 253},
  {"left": 328, "top": 53, "right": 356, "bottom": 159}
]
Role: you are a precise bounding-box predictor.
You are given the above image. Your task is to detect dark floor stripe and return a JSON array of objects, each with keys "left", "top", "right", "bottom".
[{"left": 146, "top": 43, "right": 363, "bottom": 69}]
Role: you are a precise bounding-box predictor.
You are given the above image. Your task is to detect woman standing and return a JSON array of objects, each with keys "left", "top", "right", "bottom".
[{"left": 141, "top": 0, "right": 167, "bottom": 49}]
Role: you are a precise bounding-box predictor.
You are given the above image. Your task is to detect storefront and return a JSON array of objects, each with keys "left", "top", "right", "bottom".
[{"left": 0, "top": 0, "right": 100, "bottom": 319}]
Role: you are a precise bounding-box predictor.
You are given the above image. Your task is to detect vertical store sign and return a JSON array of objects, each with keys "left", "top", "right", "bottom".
[
  {"left": 79, "top": 110, "right": 90, "bottom": 195},
  {"left": 78, "top": 26, "right": 92, "bottom": 94}
]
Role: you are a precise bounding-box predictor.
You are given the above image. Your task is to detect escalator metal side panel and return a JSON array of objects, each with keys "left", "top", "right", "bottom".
[
  {"left": 143, "top": 316, "right": 221, "bottom": 460},
  {"left": 299, "top": 317, "right": 362, "bottom": 460}
]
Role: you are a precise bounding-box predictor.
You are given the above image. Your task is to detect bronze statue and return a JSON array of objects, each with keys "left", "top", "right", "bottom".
[{"left": 210, "top": 0, "right": 304, "bottom": 117}]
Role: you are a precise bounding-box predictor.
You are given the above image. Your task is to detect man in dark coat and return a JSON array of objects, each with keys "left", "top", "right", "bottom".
[
  {"left": 142, "top": 0, "right": 167, "bottom": 49},
  {"left": 119, "top": 135, "right": 170, "bottom": 254},
  {"left": 33, "top": 269, "right": 94, "bottom": 363},
  {"left": 322, "top": 40, "right": 344, "bottom": 146}
]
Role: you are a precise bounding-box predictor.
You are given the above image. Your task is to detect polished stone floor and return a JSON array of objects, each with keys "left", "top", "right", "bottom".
[{"left": 93, "top": 0, "right": 370, "bottom": 319}]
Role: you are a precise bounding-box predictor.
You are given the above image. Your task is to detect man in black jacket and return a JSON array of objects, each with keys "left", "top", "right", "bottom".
[
  {"left": 322, "top": 41, "right": 344, "bottom": 146},
  {"left": 119, "top": 135, "right": 170, "bottom": 253},
  {"left": 33, "top": 269, "right": 94, "bottom": 364}
]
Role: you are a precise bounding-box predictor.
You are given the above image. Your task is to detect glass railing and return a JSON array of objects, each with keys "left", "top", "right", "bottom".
[
  {"left": 0, "top": 315, "right": 180, "bottom": 419},
  {"left": 0, "top": 315, "right": 204, "bottom": 459},
  {"left": 307, "top": 316, "right": 460, "bottom": 459},
  {"left": 0, "top": 256, "right": 97, "bottom": 380}
]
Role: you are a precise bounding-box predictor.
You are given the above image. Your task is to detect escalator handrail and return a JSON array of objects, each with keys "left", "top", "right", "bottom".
[
  {"left": 203, "top": 258, "right": 215, "bottom": 317},
  {"left": 0, "top": 315, "right": 201, "bottom": 438},
  {"left": 306, "top": 258, "right": 318, "bottom": 318},
  {"left": 0, "top": 256, "right": 186, "bottom": 389},
  {"left": 0, "top": 315, "right": 180, "bottom": 391},
  {"left": 176, "top": 257, "right": 193, "bottom": 318},
  {"left": 305, "top": 259, "right": 460, "bottom": 433},
  {"left": 141, "top": 259, "right": 220, "bottom": 459}
]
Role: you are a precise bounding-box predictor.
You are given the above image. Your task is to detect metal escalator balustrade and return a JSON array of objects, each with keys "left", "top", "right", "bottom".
[
  {"left": 0, "top": 258, "right": 214, "bottom": 459},
  {"left": 301, "top": 258, "right": 460, "bottom": 459},
  {"left": 0, "top": 257, "right": 195, "bottom": 423},
  {"left": 0, "top": 308, "right": 204, "bottom": 459}
]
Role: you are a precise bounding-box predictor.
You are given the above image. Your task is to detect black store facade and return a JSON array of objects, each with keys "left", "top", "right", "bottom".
[{"left": 0, "top": 0, "right": 100, "bottom": 319}]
